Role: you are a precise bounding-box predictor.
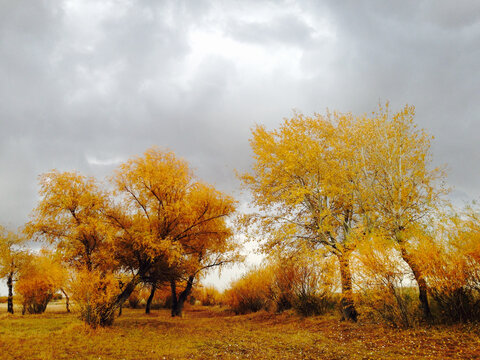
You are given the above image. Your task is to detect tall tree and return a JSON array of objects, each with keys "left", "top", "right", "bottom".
[
  {"left": 241, "top": 105, "right": 446, "bottom": 321},
  {"left": 357, "top": 105, "right": 446, "bottom": 320},
  {"left": 26, "top": 148, "right": 238, "bottom": 325},
  {"left": 0, "top": 227, "right": 28, "bottom": 314},
  {"left": 25, "top": 171, "right": 119, "bottom": 326},
  {"left": 240, "top": 112, "right": 366, "bottom": 321},
  {"left": 108, "top": 148, "right": 238, "bottom": 317}
]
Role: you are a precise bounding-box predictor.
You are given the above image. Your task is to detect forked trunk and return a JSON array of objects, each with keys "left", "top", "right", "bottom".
[
  {"left": 145, "top": 283, "right": 156, "bottom": 314},
  {"left": 7, "top": 272, "right": 14, "bottom": 314},
  {"left": 94, "top": 275, "right": 142, "bottom": 326},
  {"left": 337, "top": 253, "right": 358, "bottom": 322},
  {"left": 170, "top": 276, "right": 194, "bottom": 317}
]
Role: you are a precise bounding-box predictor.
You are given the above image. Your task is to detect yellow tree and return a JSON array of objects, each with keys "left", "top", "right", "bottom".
[
  {"left": 0, "top": 227, "right": 29, "bottom": 314},
  {"left": 241, "top": 112, "right": 366, "bottom": 321},
  {"left": 413, "top": 207, "right": 480, "bottom": 322},
  {"left": 26, "top": 170, "right": 114, "bottom": 272},
  {"left": 357, "top": 105, "right": 446, "bottom": 320},
  {"left": 107, "top": 147, "right": 238, "bottom": 317},
  {"left": 169, "top": 182, "right": 238, "bottom": 316},
  {"left": 26, "top": 171, "right": 119, "bottom": 326},
  {"left": 16, "top": 251, "right": 66, "bottom": 314}
]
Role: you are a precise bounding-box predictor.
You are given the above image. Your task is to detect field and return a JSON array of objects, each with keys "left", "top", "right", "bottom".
[{"left": 1, "top": 303, "right": 480, "bottom": 360}]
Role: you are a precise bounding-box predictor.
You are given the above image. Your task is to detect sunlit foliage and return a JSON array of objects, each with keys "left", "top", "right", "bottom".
[
  {"left": 16, "top": 252, "right": 65, "bottom": 314},
  {"left": 26, "top": 147, "right": 238, "bottom": 325},
  {"left": 108, "top": 147, "right": 238, "bottom": 317},
  {"left": 240, "top": 104, "right": 446, "bottom": 321},
  {"left": 224, "top": 254, "right": 337, "bottom": 316}
]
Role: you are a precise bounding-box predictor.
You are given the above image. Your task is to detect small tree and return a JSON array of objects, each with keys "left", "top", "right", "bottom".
[
  {"left": 240, "top": 111, "right": 369, "bottom": 321},
  {"left": 16, "top": 252, "right": 64, "bottom": 314},
  {"left": 25, "top": 171, "right": 118, "bottom": 325},
  {"left": 413, "top": 209, "right": 480, "bottom": 323},
  {"left": 0, "top": 227, "right": 28, "bottom": 314},
  {"left": 70, "top": 270, "right": 120, "bottom": 326},
  {"left": 356, "top": 105, "right": 447, "bottom": 320}
]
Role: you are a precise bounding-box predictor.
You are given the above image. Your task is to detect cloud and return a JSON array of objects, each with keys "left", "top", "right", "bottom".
[{"left": 86, "top": 155, "right": 125, "bottom": 166}]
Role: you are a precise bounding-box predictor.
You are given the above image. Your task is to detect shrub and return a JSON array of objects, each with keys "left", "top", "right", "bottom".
[
  {"left": 16, "top": 253, "right": 65, "bottom": 314},
  {"left": 70, "top": 270, "right": 120, "bottom": 327},
  {"left": 430, "top": 287, "right": 480, "bottom": 323},
  {"left": 224, "top": 266, "right": 274, "bottom": 314},
  {"left": 354, "top": 237, "right": 420, "bottom": 328},
  {"left": 413, "top": 214, "right": 480, "bottom": 323},
  {"left": 294, "top": 293, "right": 336, "bottom": 317},
  {"left": 224, "top": 256, "right": 338, "bottom": 316},
  {"left": 17, "top": 276, "right": 55, "bottom": 314},
  {"left": 272, "top": 255, "right": 338, "bottom": 316}
]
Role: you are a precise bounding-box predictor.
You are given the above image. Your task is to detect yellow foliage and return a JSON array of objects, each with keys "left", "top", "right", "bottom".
[
  {"left": 354, "top": 234, "right": 419, "bottom": 327},
  {"left": 411, "top": 210, "right": 480, "bottom": 321},
  {"left": 109, "top": 147, "right": 238, "bottom": 275},
  {"left": 16, "top": 252, "right": 65, "bottom": 314},
  {"left": 240, "top": 104, "right": 446, "bottom": 321},
  {"left": 70, "top": 270, "right": 121, "bottom": 327},
  {"left": 192, "top": 285, "right": 222, "bottom": 306},
  {"left": 224, "top": 266, "right": 275, "bottom": 314},
  {"left": 26, "top": 170, "right": 114, "bottom": 272}
]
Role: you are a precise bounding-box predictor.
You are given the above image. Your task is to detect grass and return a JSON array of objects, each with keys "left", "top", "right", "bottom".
[{"left": 0, "top": 303, "right": 480, "bottom": 359}]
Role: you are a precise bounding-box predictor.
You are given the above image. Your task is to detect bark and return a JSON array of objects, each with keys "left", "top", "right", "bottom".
[
  {"left": 145, "top": 283, "right": 156, "bottom": 314},
  {"left": 94, "top": 275, "right": 142, "bottom": 326},
  {"left": 7, "top": 272, "right": 14, "bottom": 314},
  {"left": 60, "top": 288, "right": 70, "bottom": 313},
  {"left": 170, "top": 279, "right": 178, "bottom": 317},
  {"left": 337, "top": 253, "right": 358, "bottom": 322},
  {"left": 171, "top": 276, "right": 194, "bottom": 317},
  {"left": 399, "top": 246, "right": 432, "bottom": 320}
]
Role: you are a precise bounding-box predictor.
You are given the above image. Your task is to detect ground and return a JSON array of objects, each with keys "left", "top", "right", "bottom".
[{"left": 0, "top": 303, "right": 479, "bottom": 359}]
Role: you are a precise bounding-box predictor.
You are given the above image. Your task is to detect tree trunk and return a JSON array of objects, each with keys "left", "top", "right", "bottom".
[
  {"left": 170, "top": 279, "right": 178, "bottom": 317},
  {"left": 145, "top": 283, "right": 156, "bottom": 314},
  {"left": 399, "top": 245, "right": 432, "bottom": 320},
  {"left": 171, "top": 276, "right": 194, "bottom": 317},
  {"left": 337, "top": 253, "right": 358, "bottom": 322},
  {"left": 7, "top": 272, "right": 14, "bottom": 314},
  {"left": 95, "top": 275, "right": 141, "bottom": 326},
  {"left": 60, "top": 288, "right": 70, "bottom": 313}
]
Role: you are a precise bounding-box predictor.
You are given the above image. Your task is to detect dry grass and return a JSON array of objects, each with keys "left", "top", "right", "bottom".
[{"left": 0, "top": 303, "right": 479, "bottom": 359}]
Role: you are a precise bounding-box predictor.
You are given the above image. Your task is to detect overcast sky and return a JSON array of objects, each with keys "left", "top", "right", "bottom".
[{"left": 1, "top": 0, "right": 480, "bottom": 292}]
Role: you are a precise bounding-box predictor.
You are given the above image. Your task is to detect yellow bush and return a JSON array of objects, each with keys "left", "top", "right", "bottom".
[
  {"left": 224, "top": 266, "right": 275, "bottom": 314},
  {"left": 70, "top": 270, "right": 121, "bottom": 327},
  {"left": 16, "top": 253, "right": 65, "bottom": 314}
]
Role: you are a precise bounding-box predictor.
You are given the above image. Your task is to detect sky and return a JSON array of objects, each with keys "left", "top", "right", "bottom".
[{"left": 1, "top": 0, "right": 480, "bottom": 293}]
